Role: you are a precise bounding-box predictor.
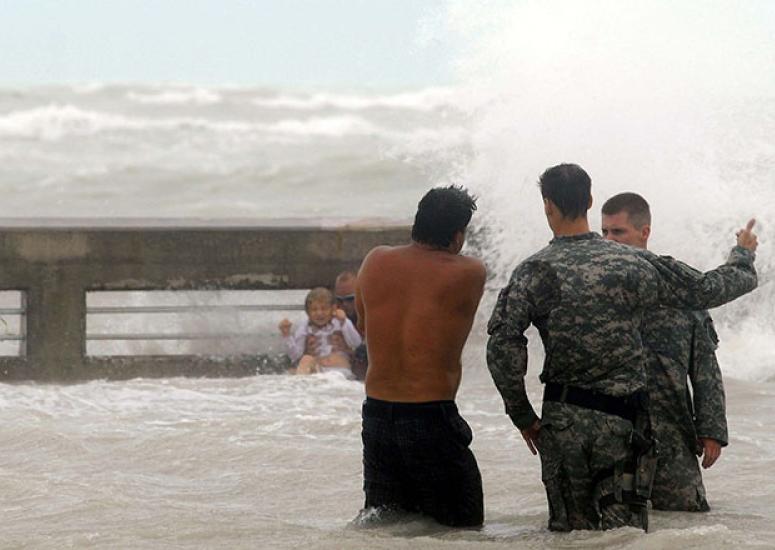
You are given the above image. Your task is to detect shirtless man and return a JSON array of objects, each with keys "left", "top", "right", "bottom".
[{"left": 354, "top": 185, "right": 486, "bottom": 528}]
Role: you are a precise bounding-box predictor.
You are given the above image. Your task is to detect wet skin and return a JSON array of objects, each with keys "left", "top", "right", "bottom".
[{"left": 356, "top": 234, "right": 486, "bottom": 402}]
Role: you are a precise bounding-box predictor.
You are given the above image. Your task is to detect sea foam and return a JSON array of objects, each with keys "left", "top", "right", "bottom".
[
  {"left": 442, "top": 0, "right": 775, "bottom": 382},
  {"left": 252, "top": 87, "right": 458, "bottom": 112},
  {"left": 0, "top": 104, "right": 382, "bottom": 141}
]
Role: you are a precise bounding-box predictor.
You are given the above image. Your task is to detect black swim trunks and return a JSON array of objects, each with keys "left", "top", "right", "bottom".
[{"left": 361, "top": 397, "right": 483, "bottom": 527}]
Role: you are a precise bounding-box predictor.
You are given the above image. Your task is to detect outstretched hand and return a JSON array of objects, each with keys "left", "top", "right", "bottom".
[
  {"left": 736, "top": 218, "right": 758, "bottom": 252},
  {"left": 521, "top": 419, "right": 542, "bottom": 455}
]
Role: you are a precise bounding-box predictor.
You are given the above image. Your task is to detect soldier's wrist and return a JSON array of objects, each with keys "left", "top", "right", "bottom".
[
  {"left": 510, "top": 409, "right": 539, "bottom": 431},
  {"left": 697, "top": 433, "right": 728, "bottom": 447},
  {"left": 731, "top": 244, "right": 755, "bottom": 261}
]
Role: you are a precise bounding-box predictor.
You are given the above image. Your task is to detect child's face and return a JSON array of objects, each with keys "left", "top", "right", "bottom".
[{"left": 307, "top": 299, "right": 335, "bottom": 327}]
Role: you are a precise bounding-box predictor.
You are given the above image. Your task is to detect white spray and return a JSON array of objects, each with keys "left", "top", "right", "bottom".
[{"left": 438, "top": 0, "right": 775, "bottom": 381}]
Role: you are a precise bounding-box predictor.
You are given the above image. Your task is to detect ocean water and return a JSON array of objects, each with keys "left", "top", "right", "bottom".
[
  {"left": 2, "top": 1, "right": 775, "bottom": 547},
  {"left": 0, "top": 83, "right": 467, "bottom": 220},
  {"left": 3, "top": 354, "right": 775, "bottom": 549}
]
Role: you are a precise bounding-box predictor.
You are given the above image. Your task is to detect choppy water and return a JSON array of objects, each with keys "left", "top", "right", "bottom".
[
  {"left": 2, "top": 1, "right": 775, "bottom": 547},
  {"left": 3, "top": 343, "right": 775, "bottom": 548},
  {"left": 0, "top": 83, "right": 468, "bottom": 219}
]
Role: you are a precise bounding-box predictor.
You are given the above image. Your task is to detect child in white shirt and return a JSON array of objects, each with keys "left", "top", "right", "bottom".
[{"left": 278, "top": 287, "right": 362, "bottom": 375}]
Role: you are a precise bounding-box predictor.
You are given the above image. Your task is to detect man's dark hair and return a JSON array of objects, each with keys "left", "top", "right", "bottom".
[
  {"left": 411, "top": 185, "right": 477, "bottom": 248},
  {"left": 538, "top": 163, "right": 592, "bottom": 219},
  {"left": 601, "top": 192, "right": 652, "bottom": 229}
]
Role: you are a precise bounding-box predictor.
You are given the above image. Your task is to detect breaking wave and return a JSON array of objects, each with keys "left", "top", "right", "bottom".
[{"left": 0, "top": 104, "right": 383, "bottom": 141}]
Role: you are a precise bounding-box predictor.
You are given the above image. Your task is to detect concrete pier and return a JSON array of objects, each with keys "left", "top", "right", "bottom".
[{"left": 0, "top": 219, "right": 410, "bottom": 382}]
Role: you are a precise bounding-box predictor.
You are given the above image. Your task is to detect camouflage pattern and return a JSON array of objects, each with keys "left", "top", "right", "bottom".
[
  {"left": 486, "top": 232, "right": 756, "bottom": 529},
  {"left": 486, "top": 233, "right": 755, "bottom": 430},
  {"left": 538, "top": 402, "right": 641, "bottom": 531},
  {"left": 642, "top": 307, "right": 726, "bottom": 511}
]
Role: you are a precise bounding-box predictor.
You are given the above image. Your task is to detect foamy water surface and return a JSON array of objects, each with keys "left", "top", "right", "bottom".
[{"left": 2, "top": 342, "right": 775, "bottom": 548}]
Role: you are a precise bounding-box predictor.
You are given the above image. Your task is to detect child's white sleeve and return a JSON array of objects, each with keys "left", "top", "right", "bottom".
[
  {"left": 283, "top": 322, "right": 307, "bottom": 363},
  {"left": 340, "top": 318, "right": 363, "bottom": 349}
]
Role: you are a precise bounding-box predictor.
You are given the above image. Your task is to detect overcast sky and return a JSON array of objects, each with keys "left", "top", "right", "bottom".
[{"left": 0, "top": 0, "right": 455, "bottom": 89}]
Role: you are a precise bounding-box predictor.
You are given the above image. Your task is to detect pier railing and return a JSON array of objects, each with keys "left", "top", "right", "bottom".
[{"left": 0, "top": 219, "right": 410, "bottom": 382}]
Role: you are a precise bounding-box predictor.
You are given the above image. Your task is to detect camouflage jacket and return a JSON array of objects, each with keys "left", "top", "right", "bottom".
[
  {"left": 643, "top": 307, "right": 727, "bottom": 453},
  {"left": 486, "top": 232, "right": 756, "bottom": 430}
]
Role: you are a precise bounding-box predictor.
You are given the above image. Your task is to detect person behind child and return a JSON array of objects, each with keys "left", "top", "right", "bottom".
[
  {"left": 278, "top": 287, "right": 362, "bottom": 376},
  {"left": 334, "top": 271, "right": 359, "bottom": 325},
  {"left": 333, "top": 270, "right": 369, "bottom": 381}
]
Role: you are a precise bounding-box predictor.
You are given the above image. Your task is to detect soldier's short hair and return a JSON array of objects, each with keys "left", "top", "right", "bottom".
[
  {"left": 601, "top": 192, "right": 652, "bottom": 229},
  {"left": 411, "top": 185, "right": 477, "bottom": 248},
  {"left": 305, "top": 287, "right": 334, "bottom": 311},
  {"left": 538, "top": 163, "right": 592, "bottom": 219}
]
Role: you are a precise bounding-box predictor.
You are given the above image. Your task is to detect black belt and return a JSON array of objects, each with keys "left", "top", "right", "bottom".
[{"left": 543, "top": 383, "right": 637, "bottom": 423}]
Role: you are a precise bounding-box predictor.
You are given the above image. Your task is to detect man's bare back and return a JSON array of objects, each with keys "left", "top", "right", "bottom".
[
  {"left": 355, "top": 185, "right": 485, "bottom": 528},
  {"left": 356, "top": 242, "right": 486, "bottom": 402}
]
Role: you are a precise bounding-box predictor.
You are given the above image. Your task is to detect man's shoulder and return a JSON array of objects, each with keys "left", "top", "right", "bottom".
[
  {"left": 588, "top": 239, "right": 663, "bottom": 279},
  {"left": 429, "top": 253, "right": 486, "bottom": 287},
  {"left": 364, "top": 244, "right": 402, "bottom": 259},
  {"left": 594, "top": 238, "right": 657, "bottom": 265},
  {"left": 457, "top": 254, "right": 486, "bottom": 276},
  {"left": 519, "top": 237, "right": 646, "bottom": 264},
  {"left": 361, "top": 244, "right": 407, "bottom": 268},
  {"left": 523, "top": 242, "right": 554, "bottom": 261},
  {"left": 513, "top": 238, "right": 595, "bottom": 271},
  {"left": 510, "top": 245, "right": 552, "bottom": 272}
]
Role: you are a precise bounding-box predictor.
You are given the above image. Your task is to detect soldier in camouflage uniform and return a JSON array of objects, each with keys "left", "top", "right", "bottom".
[
  {"left": 487, "top": 164, "right": 758, "bottom": 531},
  {"left": 601, "top": 192, "right": 727, "bottom": 511}
]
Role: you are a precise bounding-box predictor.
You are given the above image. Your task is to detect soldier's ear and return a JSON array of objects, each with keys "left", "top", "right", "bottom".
[
  {"left": 543, "top": 198, "right": 553, "bottom": 217},
  {"left": 641, "top": 224, "right": 651, "bottom": 242},
  {"left": 587, "top": 195, "right": 593, "bottom": 211}
]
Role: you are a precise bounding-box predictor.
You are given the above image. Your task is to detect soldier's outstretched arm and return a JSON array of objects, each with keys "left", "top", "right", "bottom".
[
  {"left": 486, "top": 263, "right": 538, "bottom": 435},
  {"left": 645, "top": 219, "right": 758, "bottom": 310}
]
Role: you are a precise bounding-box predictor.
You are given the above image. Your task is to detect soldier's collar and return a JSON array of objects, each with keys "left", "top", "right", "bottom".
[{"left": 550, "top": 232, "right": 601, "bottom": 244}]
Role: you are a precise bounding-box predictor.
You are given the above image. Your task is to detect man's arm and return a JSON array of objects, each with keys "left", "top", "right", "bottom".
[
  {"left": 486, "top": 264, "right": 538, "bottom": 436},
  {"left": 689, "top": 313, "right": 728, "bottom": 468},
  {"left": 463, "top": 257, "right": 487, "bottom": 320},
  {"left": 647, "top": 247, "right": 757, "bottom": 310},
  {"left": 355, "top": 248, "right": 380, "bottom": 336},
  {"left": 647, "top": 220, "right": 758, "bottom": 310}
]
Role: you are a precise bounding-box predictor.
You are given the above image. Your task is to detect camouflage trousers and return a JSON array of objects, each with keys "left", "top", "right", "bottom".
[
  {"left": 650, "top": 430, "right": 710, "bottom": 511},
  {"left": 537, "top": 402, "right": 645, "bottom": 531}
]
